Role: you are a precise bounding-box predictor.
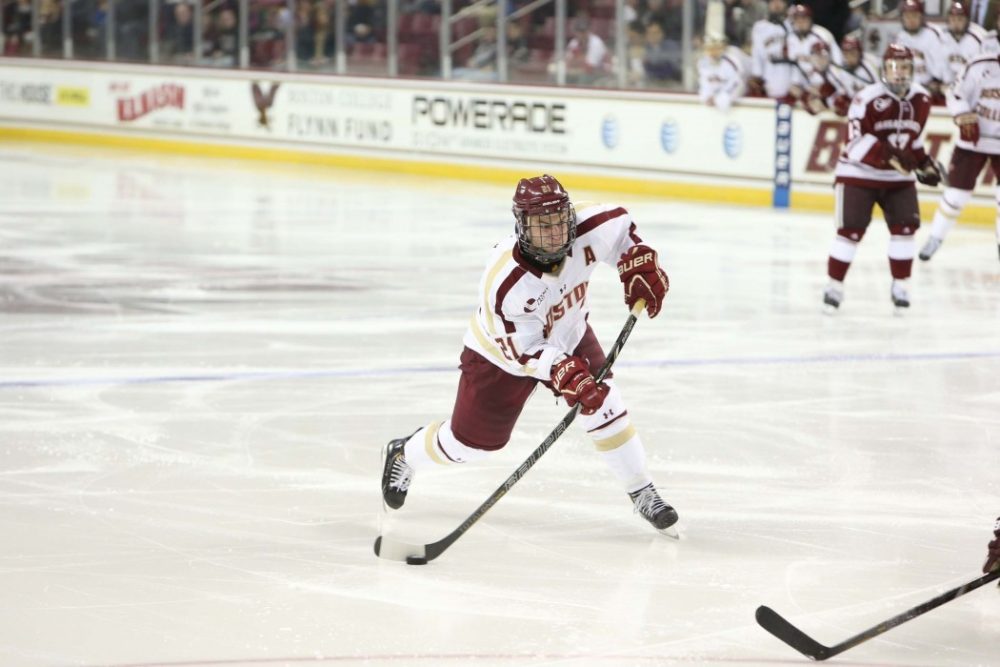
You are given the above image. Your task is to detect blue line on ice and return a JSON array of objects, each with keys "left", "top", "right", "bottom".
[{"left": 2, "top": 350, "right": 999, "bottom": 389}]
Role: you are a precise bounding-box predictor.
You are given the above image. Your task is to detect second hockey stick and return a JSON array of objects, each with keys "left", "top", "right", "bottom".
[
  {"left": 756, "top": 570, "right": 1000, "bottom": 661},
  {"left": 374, "top": 298, "right": 647, "bottom": 564}
]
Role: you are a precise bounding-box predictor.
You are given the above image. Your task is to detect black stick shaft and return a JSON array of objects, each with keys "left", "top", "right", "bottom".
[
  {"left": 825, "top": 570, "right": 1000, "bottom": 657},
  {"left": 423, "top": 300, "right": 646, "bottom": 561},
  {"left": 757, "top": 570, "right": 999, "bottom": 661}
]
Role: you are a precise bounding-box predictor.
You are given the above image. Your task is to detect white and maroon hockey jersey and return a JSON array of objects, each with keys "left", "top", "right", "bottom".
[
  {"left": 834, "top": 81, "right": 932, "bottom": 187},
  {"left": 939, "top": 23, "right": 990, "bottom": 83},
  {"left": 947, "top": 53, "right": 1000, "bottom": 155},
  {"left": 827, "top": 54, "right": 880, "bottom": 98},
  {"left": 787, "top": 27, "right": 843, "bottom": 81},
  {"left": 751, "top": 18, "right": 792, "bottom": 97},
  {"left": 892, "top": 24, "right": 946, "bottom": 86},
  {"left": 463, "top": 204, "right": 642, "bottom": 379},
  {"left": 698, "top": 47, "right": 748, "bottom": 111}
]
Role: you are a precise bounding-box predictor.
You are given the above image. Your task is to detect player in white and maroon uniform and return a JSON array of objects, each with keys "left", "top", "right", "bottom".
[
  {"left": 921, "top": 52, "right": 1000, "bottom": 261},
  {"left": 699, "top": 34, "right": 748, "bottom": 111},
  {"left": 892, "top": 0, "right": 947, "bottom": 101},
  {"left": 940, "top": 1, "right": 991, "bottom": 84},
  {"left": 791, "top": 40, "right": 839, "bottom": 114},
  {"left": 380, "top": 175, "right": 678, "bottom": 533},
  {"left": 750, "top": 0, "right": 793, "bottom": 98},
  {"left": 823, "top": 44, "right": 944, "bottom": 312},
  {"left": 825, "top": 35, "right": 879, "bottom": 116},
  {"left": 785, "top": 4, "right": 842, "bottom": 95}
]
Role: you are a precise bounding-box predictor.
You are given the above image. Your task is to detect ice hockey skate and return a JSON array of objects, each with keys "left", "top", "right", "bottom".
[
  {"left": 822, "top": 280, "right": 844, "bottom": 314},
  {"left": 381, "top": 435, "right": 415, "bottom": 511},
  {"left": 891, "top": 279, "right": 910, "bottom": 312},
  {"left": 918, "top": 235, "right": 942, "bottom": 261},
  {"left": 629, "top": 483, "right": 679, "bottom": 536}
]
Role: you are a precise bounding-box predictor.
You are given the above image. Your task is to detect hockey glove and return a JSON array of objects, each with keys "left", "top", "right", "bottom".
[
  {"left": 832, "top": 94, "right": 851, "bottom": 117},
  {"left": 984, "top": 516, "right": 1000, "bottom": 574},
  {"left": 617, "top": 244, "right": 669, "bottom": 319},
  {"left": 915, "top": 156, "right": 945, "bottom": 187},
  {"left": 956, "top": 113, "right": 979, "bottom": 145},
  {"left": 551, "top": 356, "right": 608, "bottom": 415}
]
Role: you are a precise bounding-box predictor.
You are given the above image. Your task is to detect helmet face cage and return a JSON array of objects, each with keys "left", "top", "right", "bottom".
[
  {"left": 514, "top": 202, "right": 577, "bottom": 264},
  {"left": 882, "top": 55, "right": 914, "bottom": 97}
]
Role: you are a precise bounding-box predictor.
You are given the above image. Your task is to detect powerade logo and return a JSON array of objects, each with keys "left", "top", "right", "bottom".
[
  {"left": 601, "top": 115, "right": 619, "bottom": 149},
  {"left": 412, "top": 96, "right": 566, "bottom": 134},
  {"left": 723, "top": 123, "right": 742, "bottom": 158},
  {"left": 660, "top": 119, "right": 678, "bottom": 153}
]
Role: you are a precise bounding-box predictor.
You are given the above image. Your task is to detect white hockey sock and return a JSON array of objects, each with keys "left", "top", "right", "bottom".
[
  {"left": 578, "top": 382, "right": 652, "bottom": 493},
  {"left": 829, "top": 234, "right": 860, "bottom": 264},
  {"left": 930, "top": 188, "right": 972, "bottom": 240},
  {"left": 402, "top": 420, "right": 490, "bottom": 471},
  {"left": 598, "top": 437, "right": 653, "bottom": 494},
  {"left": 888, "top": 234, "right": 916, "bottom": 261}
]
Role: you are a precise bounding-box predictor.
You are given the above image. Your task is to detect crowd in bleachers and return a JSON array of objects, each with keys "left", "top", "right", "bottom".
[
  {"left": 5, "top": 0, "right": 999, "bottom": 101},
  {"left": 1, "top": 0, "right": 696, "bottom": 84}
]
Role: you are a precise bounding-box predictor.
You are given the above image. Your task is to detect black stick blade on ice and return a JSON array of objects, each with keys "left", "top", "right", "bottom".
[{"left": 755, "top": 570, "right": 1000, "bottom": 661}]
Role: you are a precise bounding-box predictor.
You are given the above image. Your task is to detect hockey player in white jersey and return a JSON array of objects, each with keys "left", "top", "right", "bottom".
[
  {"left": 826, "top": 34, "right": 879, "bottom": 115},
  {"left": 381, "top": 175, "right": 678, "bottom": 533},
  {"left": 940, "top": 1, "right": 991, "bottom": 84},
  {"left": 790, "top": 40, "right": 839, "bottom": 114},
  {"left": 785, "top": 3, "right": 842, "bottom": 75},
  {"left": 699, "top": 33, "right": 748, "bottom": 111},
  {"left": 892, "top": 0, "right": 947, "bottom": 101},
  {"left": 921, "top": 52, "right": 1000, "bottom": 262},
  {"left": 750, "top": 0, "right": 793, "bottom": 98}
]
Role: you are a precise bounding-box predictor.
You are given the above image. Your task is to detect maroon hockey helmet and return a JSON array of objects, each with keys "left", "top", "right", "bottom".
[
  {"left": 841, "top": 34, "right": 862, "bottom": 53},
  {"left": 512, "top": 174, "right": 577, "bottom": 264},
  {"left": 810, "top": 40, "right": 831, "bottom": 55},
  {"left": 881, "top": 43, "right": 915, "bottom": 97},
  {"left": 948, "top": 0, "right": 970, "bottom": 16},
  {"left": 788, "top": 3, "right": 813, "bottom": 19}
]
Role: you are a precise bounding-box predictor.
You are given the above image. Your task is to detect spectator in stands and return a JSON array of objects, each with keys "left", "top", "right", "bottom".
[
  {"left": 454, "top": 24, "right": 499, "bottom": 81},
  {"left": 310, "top": 1, "right": 335, "bottom": 66},
  {"left": 726, "top": 0, "right": 768, "bottom": 49},
  {"left": 348, "top": 0, "right": 383, "bottom": 50},
  {"left": 506, "top": 20, "right": 530, "bottom": 66},
  {"left": 115, "top": 0, "right": 148, "bottom": 61},
  {"left": 2, "top": 0, "right": 33, "bottom": 55},
  {"left": 642, "top": 19, "right": 682, "bottom": 84},
  {"left": 564, "top": 16, "right": 611, "bottom": 85},
  {"left": 38, "top": 0, "right": 62, "bottom": 56},
  {"left": 626, "top": 20, "right": 647, "bottom": 86},
  {"left": 295, "top": 0, "right": 315, "bottom": 63},
  {"left": 163, "top": 1, "right": 195, "bottom": 63},
  {"left": 205, "top": 7, "right": 238, "bottom": 68}
]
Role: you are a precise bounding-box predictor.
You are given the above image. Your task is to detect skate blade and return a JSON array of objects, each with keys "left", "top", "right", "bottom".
[
  {"left": 657, "top": 525, "right": 681, "bottom": 540},
  {"left": 822, "top": 303, "right": 839, "bottom": 316},
  {"left": 893, "top": 305, "right": 909, "bottom": 317}
]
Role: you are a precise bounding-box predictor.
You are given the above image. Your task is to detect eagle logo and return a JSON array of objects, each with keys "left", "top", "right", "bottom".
[{"left": 251, "top": 82, "right": 280, "bottom": 129}]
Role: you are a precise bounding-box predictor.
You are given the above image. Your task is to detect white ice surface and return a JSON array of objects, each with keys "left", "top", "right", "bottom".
[{"left": 0, "top": 144, "right": 997, "bottom": 667}]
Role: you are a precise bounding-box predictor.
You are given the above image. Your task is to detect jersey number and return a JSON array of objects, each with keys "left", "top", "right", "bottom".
[{"left": 495, "top": 336, "right": 519, "bottom": 362}]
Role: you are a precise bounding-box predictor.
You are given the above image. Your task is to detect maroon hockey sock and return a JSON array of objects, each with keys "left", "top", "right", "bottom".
[{"left": 828, "top": 257, "right": 851, "bottom": 281}]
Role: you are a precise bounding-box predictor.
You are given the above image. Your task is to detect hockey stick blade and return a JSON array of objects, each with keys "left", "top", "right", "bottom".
[
  {"left": 756, "top": 605, "right": 831, "bottom": 661},
  {"left": 374, "top": 299, "right": 647, "bottom": 563},
  {"left": 756, "top": 570, "right": 1000, "bottom": 661}
]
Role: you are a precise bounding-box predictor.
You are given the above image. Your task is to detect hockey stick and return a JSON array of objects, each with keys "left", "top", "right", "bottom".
[
  {"left": 374, "top": 298, "right": 647, "bottom": 564},
  {"left": 756, "top": 570, "right": 1000, "bottom": 661}
]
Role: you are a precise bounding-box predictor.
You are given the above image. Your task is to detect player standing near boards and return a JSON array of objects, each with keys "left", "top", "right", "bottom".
[
  {"left": 380, "top": 175, "right": 678, "bottom": 534},
  {"left": 822, "top": 44, "right": 944, "bottom": 313}
]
